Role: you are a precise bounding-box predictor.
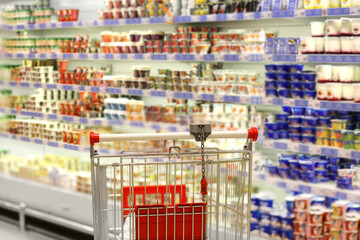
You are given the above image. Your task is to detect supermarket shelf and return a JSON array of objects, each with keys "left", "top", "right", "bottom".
[
  {"left": 0, "top": 107, "right": 188, "bottom": 132},
  {"left": 2, "top": 81, "right": 360, "bottom": 112},
  {"left": 1, "top": 7, "right": 359, "bottom": 31},
  {"left": 261, "top": 139, "right": 360, "bottom": 159},
  {"left": 0, "top": 174, "right": 93, "bottom": 227},
  {"left": 253, "top": 172, "right": 360, "bottom": 202},
  {"left": 4, "top": 52, "right": 360, "bottom": 64}
]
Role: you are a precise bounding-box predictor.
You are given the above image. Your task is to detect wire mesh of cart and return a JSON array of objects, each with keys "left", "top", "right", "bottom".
[{"left": 89, "top": 124, "right": 258, "bottom": 240}]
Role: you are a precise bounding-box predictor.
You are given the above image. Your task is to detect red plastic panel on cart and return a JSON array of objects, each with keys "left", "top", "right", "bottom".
[
  {"left": 135, "top": 203, "right": 206, "bottom": 240},
  {"left": 122, "top": 185, "right": 187, "bottom": 217}
]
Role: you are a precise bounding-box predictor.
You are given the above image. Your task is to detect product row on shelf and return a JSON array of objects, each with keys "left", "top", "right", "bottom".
[
  {"left": 3, "top": 27, "right": 271, "bottom": 55},
  {"left": 251, "top": 191, "right": 360, "bottom": 240},
  {"left": 265, "top": 105, "right": 360, "bottom": 151},
  {"left": 3, "top": 0, "right": 360, "bottom": 28}
]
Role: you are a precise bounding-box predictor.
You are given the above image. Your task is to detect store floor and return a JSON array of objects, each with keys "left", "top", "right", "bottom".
[{"left": 0, "top": 220, "right": 56, "bottom": 240}]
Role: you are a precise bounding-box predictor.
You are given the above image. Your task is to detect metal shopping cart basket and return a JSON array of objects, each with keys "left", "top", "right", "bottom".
[{"left": 89, "top": 124, "right": 258, "bottom": 240}]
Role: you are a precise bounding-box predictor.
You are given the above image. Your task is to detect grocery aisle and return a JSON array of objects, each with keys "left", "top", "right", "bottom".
[{"left": 0, "top": 220, "right": 55, "bottom": 240}]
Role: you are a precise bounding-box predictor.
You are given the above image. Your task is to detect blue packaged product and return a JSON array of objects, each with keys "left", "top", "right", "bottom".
[
  {"left": 265, "top": 64, "right": 278, "bottom": 72},
  {"left": 302, "top": 82, "right": 316, "bottom": 91},
  {"left": 315, "top": 161, "right": 328, "bottom": 170},
  {"left": 300, "top": 170, "right": 315, "bottom": 182},
  {"left": 266, "top": 131, "right": 279, "bottom": 139},
  {"left": 278, "top": 167, "right": 290, "bottom": 178},
  {"left": 251, "top": 210, "right": 261, "bottom": 222},
  {"left": 260, "top": 197, "right": 274, "bottom": 213},
  {"left": 265, "top": 38, "right": 276, "bottom": 55},
  {"left": 278, "top": 158, "right": 290, "bottom": 168},
  {"left": 278, "top": 122, "right": 289, "bottom": 129},
  {"left": 314, "top": 109, "right": 329, "bottom": 117},
  {"left": 290, "top": 90, "right": 303, "bottom": 99},
  {"left": 301, "top": 127, "right": 315, "bottom": 136},
  {"left": 279, "top": 131, "right": 289, "bottom": 139},
  {"left": 292, "top": 107, "right": 305, "bottom": 115},
  {"left": 352, "top": 159, "right": 360, "bottom": 165},
  {"left": 276, "top": 113, "right": 289, "bottom": 121},
  {"left": 285, "top": 197, "right": 295, "bottom": 214},
  {"left": 277, "top": 64, "right": 290, "bottom": 72},
  {"left": 303, "top": 90, "right": 317, "bottom": 100},
  {"left": 265, "top": 81, "right": 277, "bottom": 89},
  {"left": 301, "top": 116, "right": 318, "bottom": 127},
  {"left": 325, "top": 197, "right": 337, "bottom": 208},
  {"left": 305, "top": 107, "right": 315, "bottom": 116},
  {"left": 289, "top": 134, "right": 302, "bottom": 142},
  {"left": 328, "top": 173, "right": 338, "bottom": 181},
  {"left": 287, "top": 39, "right": 298, "bottom": 54},
  {"left": 278, "top": 89, "right": 291, "bottom": 98},
  {"left": 289, "top": 160, "right": 301, "bottom": 170},
  {"left": 266, "top": 72, "right": 277, "bottom": 80},
  {"left": 281, "top": 213, "right": 294, "bottom": 230},
  {"left": 311, "top": 196, "right": 325, "bottom": 206},
  {"left": 282, "top": 106, "right": 292, "bottom": 114},
  {"left": 289, "top": 64, "right": 304, "bottom": 73},
  {"left": 271, "top": 212, "right": 282, "bottom": 227},
  {"left": 271, "top": 227, "right": 282, "bottom": 239},
  {"left": 337, "top": 177, "right": 352, "bottom": 189},
  {"left": 289, "top": 72, "right": 303, "bottom": 81},
  {"left": 328, "top": 164, "right": 339, "bottom": 173},
  {"left": 300, "top": 160, "right": 315, "bottom": 171},
  {"left": 276, "top": 81, "right": 290, "bottom": 89},
  {"left": 347, "top": 203, "right": 360, "bottom": 213},
  {"left": 260, "top": 224, "right": 272, "bottom": 237},
  {"left": 315, "top": 170, "right": 328, "bottom": 179},
  {"left": 265, "top": 122, "right": 279, "bottom": 131},
  {"left": 338, "top": 110, "right": 351, "bottom": 116},
  {"left": 250, "top": 222, "right": 260, "bottom": 233},
  {"left": 251, "top": 194, "right": 260, "bottom": 209},
  {"left": 290, "top": 81, "right": 302, "bottom": 90},
  {"left": 277, "top": 72, "right": 290, "bottom": 81},
  {"left": 289, "top": 126, "right": 302, "bottom": 134},
  {"left": 267, "top": 165, "right": 278, "bottom": 176},
  {"left": 260, "top": 212, "right": 271, "bottom": 225},
  {"left": 308, "top": 156, "right": 321, "bottom": 161},
  {"left": 266, "top": 88, "right": 278, "bottom": 97},
  {"left": 282, "top": 229, "right": 294, "bottom": 240},
  {"left": 302, "top": 71, "right": 317, "bottom": 82},
  {"left": 288, "top": 116, "right": 302, "bottom": 126},
  {"left": 328, "top": 157, "right": 340, "bottom": 165},
  {"left": 302, "top": 136, "right": 316, "bottom": 144}
]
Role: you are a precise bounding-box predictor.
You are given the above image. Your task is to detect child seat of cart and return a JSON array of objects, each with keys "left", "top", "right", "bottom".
[{"left": 120, "top": 184, "right": 206, "bottom": 240}]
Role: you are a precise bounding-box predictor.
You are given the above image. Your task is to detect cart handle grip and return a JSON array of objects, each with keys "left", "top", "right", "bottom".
[{"left": 90, "top": 128, "right": 257, "bottom": 146}]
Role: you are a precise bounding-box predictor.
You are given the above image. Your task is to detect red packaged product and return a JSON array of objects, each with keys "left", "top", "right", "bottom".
[{"left": 308, "top": 224, "right": 323, "bottom": 237}]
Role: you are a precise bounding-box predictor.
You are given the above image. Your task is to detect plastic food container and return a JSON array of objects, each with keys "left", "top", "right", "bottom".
[
  {"left": 265, "top": 122, "right": 279, "bottom": 131},
  {"left": 276, "top": 81, "right": 290, "bottom": 89},
  {"left": 290, "top": 134, "right": 302, "bottom": 142},
  {"left": 290, "top": 81, "right": 302, "bottom": 90},
  {"left": 302, "top": 116, "right": 318, "bottom": 127},
  {"left": 267, "top": 165, "right": 278, "bottom": 176},
  {"left": 289, "top": 160, "right": 301, "bottom": 170},
  {"left": 278, "top": 89, "right": 291, "bottom": 98},
  {"left": 292, "top": 107, "right": 305, "bottom": 116},
  {"left": 316, "top": 127, "right": 330, "bottom": 138},
  {"left": 265, "top": 64, "right": 278, "bottom": 72},
  {"left": 289, "top": 73, "right": 303, "bottom": 81},
  {"left": 266, "top": 131, "right": 279, "bottom": 139},
  {"left": 101, "top": 31, "right": 113, "bottom": 42},
  {"left": 331, "top": 139, "right": 344, "bottom": 148},
  {"left": 331, "top": 119, "right": 347, "bottom": 130},
  {"left": 300, "top": 160, "right": 315, "bottom": 171},
  {"left": 326, "top": 19, "right": 341, "bottom": 36},
  {"left": 290, "top": 126, "right": 302, "bottom": 134},
  {"left": 302, "top": 71, "right": 317, "bottom": 82},
  {"left": 265, "top": 72, "right": 277, "bottom": 80},
  {"left": 279, "top": 158, "right": 290, "bottom": 168},
  {"left": 289, "top": 116, "right": 302, "bottom": 126},
  {"left": 302, "top": 127, "right": 316, "bottom": 136}
]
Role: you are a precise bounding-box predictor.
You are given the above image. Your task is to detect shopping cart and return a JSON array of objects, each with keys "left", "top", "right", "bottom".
[{"left": 89, "top": 124, "right": 258, "bottom": 240}]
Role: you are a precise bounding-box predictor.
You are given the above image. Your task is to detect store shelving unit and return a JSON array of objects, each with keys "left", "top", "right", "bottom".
[
  {"left": 1, "top": 80, "right": 359, "bottom": 112},
  {"left": 2, "top": 1, "right": 360, "bottom": 238},
  {"left": 253, "top": 172, "right": 360, "bottom": 202}
]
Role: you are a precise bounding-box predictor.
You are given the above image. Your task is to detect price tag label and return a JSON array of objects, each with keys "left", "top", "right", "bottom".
[
  {"left": 227, "top": 13, "right": 236, "bottom": 20},
  {"left": 338, "top": 149, "right": 351, "bottom": 158},
  {"left": 99, "top": 53, "right": 106, "bottom": 59},
  {"left": 296, "top": 55, "right": 308, "bottom": 62},
  {"left": 141, "top": 18, "right": 149, "bottom": 24},
  {"left": 128, "top": 54, "right": 135, "bottom": 60},
  {"left": 294, "top": 9, "right": 305, "bottom": 17},
  {"left": 309, "top": 145, "right": 321, "bottom": 155},
  {"left": 244, "top": 12, "right": 254, "bottom": 19},
  {"left": 312, "top": 186, "right": 325, "bottom": 196},
  {"left": 288, "top": 142, "right": 298, "bottom": 152},
  {"left": 215, "top": 54, "right": 224, "bottom": 61},
  {"left": 73, "top": 53, "right": 79, "bottom": 59},
  {"left": 284, "top": 98, "right": 295, "bottom": 106},
  {"left": 168, "top": 54, "right": 175, "bottom": 61},
  {"left": 143, "top": 54, "right": 151, "bottom": 60},
  {"left": 261, "top": 11, "right": 271, "bottom": 18},
  {"left": 308, "top": 100, "right": 321, "bottom": 108},
  {"left": 207, "top": 15, "right": 216, "bottom": 21},
  {"left": 195, "top": 54, "right": 202, "bottom": 61},
  {"left": 191, "top": 15, "right": 200, "bottom": 22}
]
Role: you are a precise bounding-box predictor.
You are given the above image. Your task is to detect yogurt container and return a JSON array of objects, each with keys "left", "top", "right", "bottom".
[
  {"left": 325, "top": 37, "right": 341, "bottom": 53},
  {"left": 316, "top": 65, "right": 332, "bottom": 83},
  {"left": 310, "top": 21, "right": 325, "bottom": 37},
  {"left": 341, "top": 36, "right": 353, "bottom": 53},
  {"left": 326, "top": 83, "right": 342, "bottom": 100},
  {"left": 341, "top": 18, "right": 353, "bottom": 35},
  {"left": 300, "top": 37, "right": 316, "bottom": 54},
  {"left": 326, "top": 19, "right": 341, "bottom": 36}
]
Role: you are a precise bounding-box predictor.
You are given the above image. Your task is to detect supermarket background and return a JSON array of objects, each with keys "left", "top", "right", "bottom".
[{"left": 2, "top": 0, "right": 360, "bottom": 239}]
